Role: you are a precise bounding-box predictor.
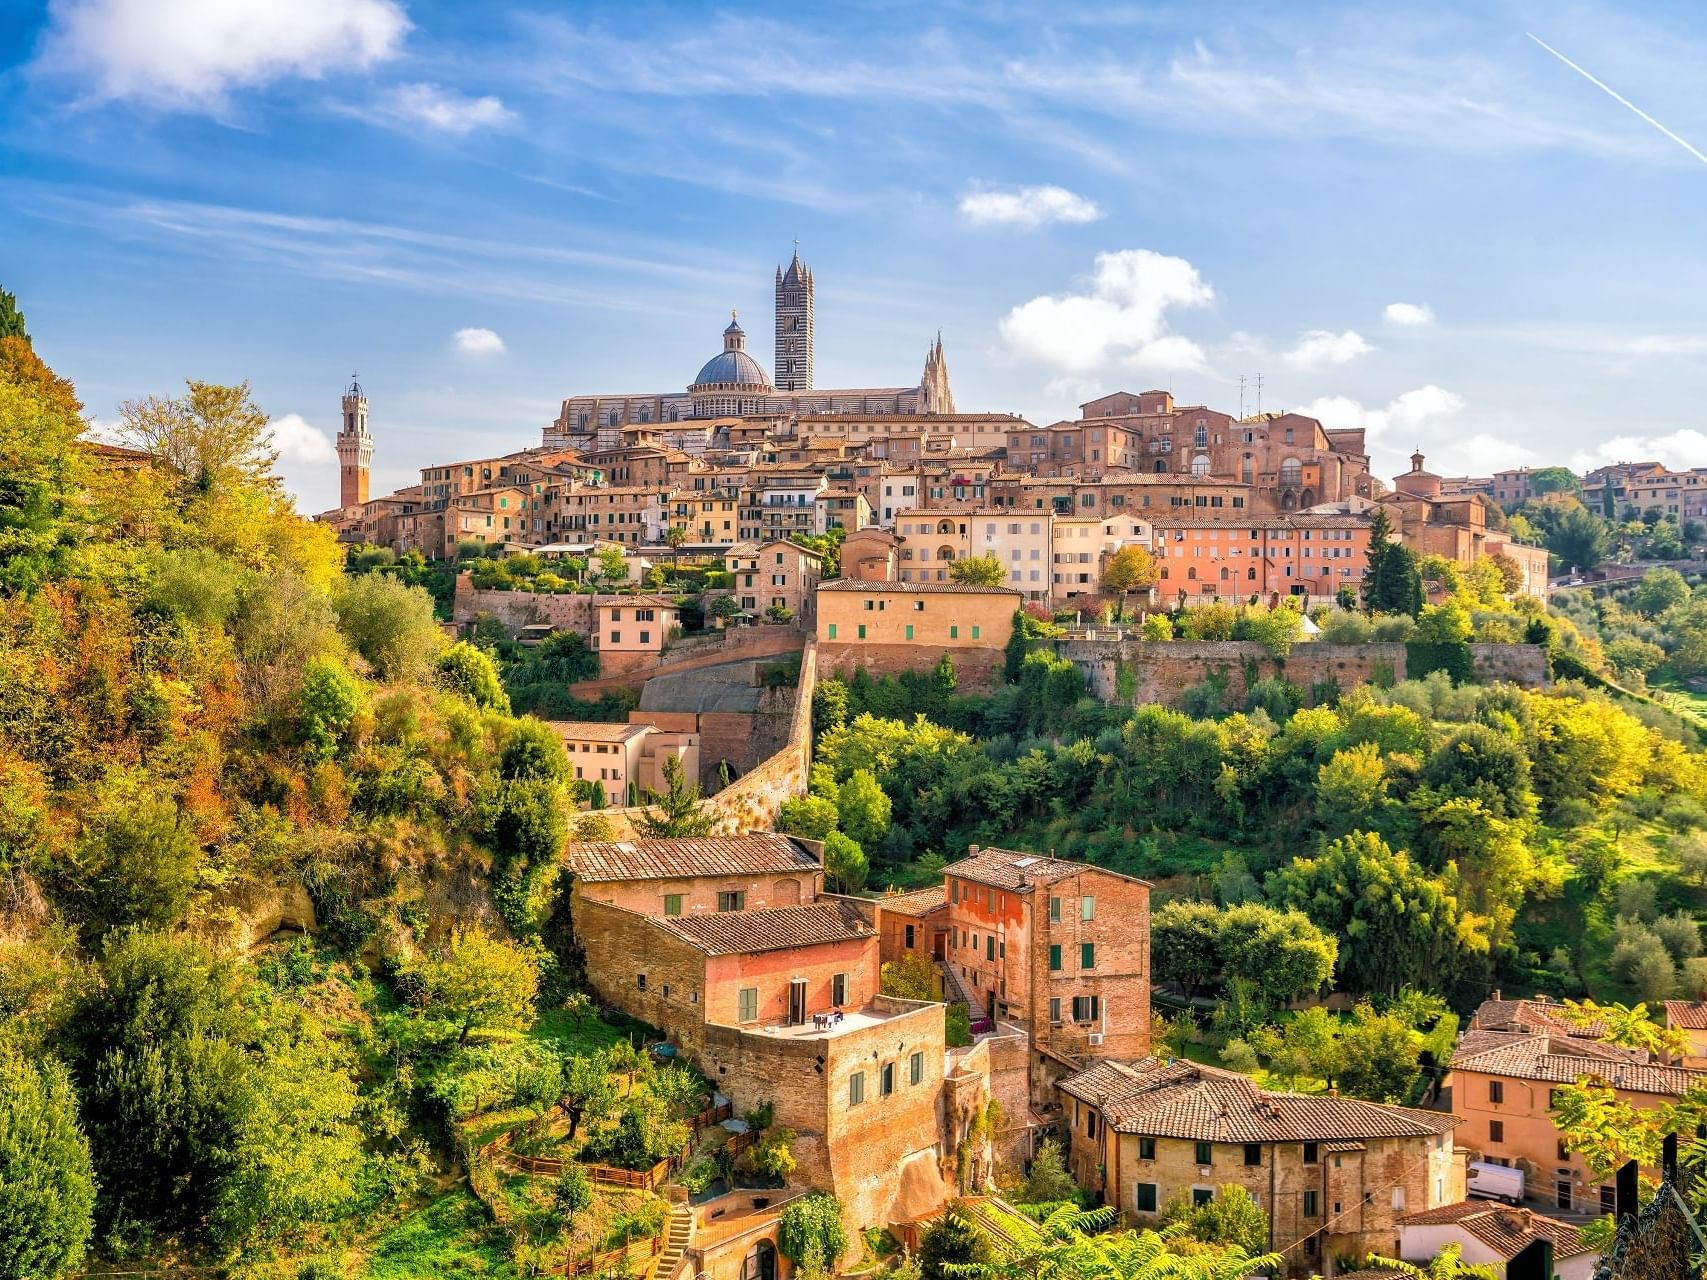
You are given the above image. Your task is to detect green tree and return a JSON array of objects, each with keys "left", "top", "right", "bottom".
[
  {"left": 1547, "top": 503, "right": 1609, "bottom": 571},
  {"left": 918, "top": 1201, "right": 993, "bottom": 1280},
  {"left": 552, "top": 1164, "right": 593, "bottom": 1230},
  {"left": 1164, "top": 1184, "right": 1267, "bottom": 1256},
  {"left": 778, "top": 793, "right": 840, "bottom": 841},
  {"left": 1253, "top": 1006, "right": 1344, "bottom": 1090},
  {"left": 1362, "top": 1244, "right": 1498, "bottom": 1280},
  {"left": 596, "top": 544, "right": 630, "bottom": 590},
  {"left": 440, "top": 638, "right": 505, "bottom": 713},
  {"left": 836, "top": 769, "right": 891, "bottom": 847},
  {"left": 333, "top": 574, "right": 443, "bottom": 683},
  {"left": 1337, "top": 1001, "right": 1422, "bottom": 1102},
  {"left": 822, "top": 831, "right": 869, "bottom": 894},
  {"left": 1631, "top": 567, "right": 1690, "bottom": 617},
  {"left": 424, "top": 929, "right": 539, "bottom": 1045},
  {"left": 636, "top": 755, "right": 714, "bottom": 837},
  {"left": 116, "top": 379, "right": 280, "bottom": 497},
  {"left": 778, "top": 1193, "right": 849, "bottom": 1269},
  {"left": 0, "top": 287, "right": 26, "bottom": 344},
  {"left": 1102, "top": 545, "right": 1159, "bottom": 618},
  {"left": 1214, "top": 903, "right": 1338, "bottom": 1010},
  {"left": 1415, "top": 600, "right": 1472, "bottom": 644},
  {"left": 1019, "top": 1137, "right": 1081, "bottom": 1206},
  {"left": 880, "top": 952, "right": 938, "bottom": 1001},
  {"left": 1364, "top": 506, "right": 1423, "bottom": 616},
  {"left": 298, "top": 655, "right": 365, "bottom": 760},
  {"left": 0, "top": 1043, "right": 95, "bottom": 1280},
  {"left": 558, "top": 1054, "right": 616, "bottom": 1140},
  {"left": 500, "top": 717, "right": 571, "bottom": 782},
  {"left": 1150, "top": 901, "right": 1222, "bottom": 999},
  {"left": 78, "top": 796, "right": 203, "bottom": 939},
  {"left": 948, "top": 553, "right": 1006, "bottom": 587},
  {"left": 664, "top": 524, "right": 689, "bottom": 568}
]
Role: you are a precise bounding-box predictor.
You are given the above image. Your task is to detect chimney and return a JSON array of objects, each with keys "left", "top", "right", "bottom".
[
  {"left": 968, "top": 844, "right": 980, "bottom": 856},
  {"left": 1491, "top": 989, "right": 1501, "bottom": 1002}
]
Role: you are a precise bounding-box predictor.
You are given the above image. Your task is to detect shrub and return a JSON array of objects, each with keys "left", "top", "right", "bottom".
[{"left": 778, "top": 1194, "right": 848, "bottom": 1267}]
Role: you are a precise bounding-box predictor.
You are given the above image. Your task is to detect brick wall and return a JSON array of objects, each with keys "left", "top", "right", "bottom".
[
  {"left": 453, "top": 574, "right": 598, "bottom": 633},
  {"left": 1059, "top": 639, "right": 1548, "bottom": 709},
  {"left": 574, "top": 869, "right": 821, "bottom": 918}
]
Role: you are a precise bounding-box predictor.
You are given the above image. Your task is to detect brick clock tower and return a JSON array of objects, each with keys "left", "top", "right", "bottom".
[
  {"left": 774, "top": 245, "right": 813, "bottom": 391},
  {"left": 336, "top": 375, "right": 372, "bottom": 508}
]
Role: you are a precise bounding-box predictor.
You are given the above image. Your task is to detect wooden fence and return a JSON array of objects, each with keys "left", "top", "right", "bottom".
[{"left": 560, "top": 1233, "right": 663, "bottom": 1277}]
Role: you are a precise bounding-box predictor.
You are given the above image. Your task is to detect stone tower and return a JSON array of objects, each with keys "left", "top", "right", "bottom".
[
  {"left": 774, "top": 245, "right": 813, "bottom": 391},
  {"left": 919, "top": 332, "right": 955, "bottom": 414},
  {"left": 336, "top": 375, "right": 372, "bottom": 508}
]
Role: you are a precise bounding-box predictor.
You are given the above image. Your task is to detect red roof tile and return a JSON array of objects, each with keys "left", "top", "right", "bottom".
[
  {"left": 659, "top": 900, "right": 874, "bottom": 956},
  {"left": 1398, "top": 1200, "right": 1589, "bottom": 1261},
  {"left": 565, "top": 835, "right": 820, "bottom": 883}
]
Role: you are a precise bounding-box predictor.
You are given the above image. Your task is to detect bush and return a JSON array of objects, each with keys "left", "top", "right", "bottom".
[
  {"left": 1318, "top": 609, "right": 1373, "bottom": 644},
  {"left": 439, "top": 641, "right": 510, "bottom": 712},
  {"left": 778, "top": 1194, "right": 848, "bottom": 1267},
  {"left": 1018, "top": 1137, "right": 1080, "bottom": 1206},
  {"left": 332, "top": 574, "right": 443, "bottom": 682}
]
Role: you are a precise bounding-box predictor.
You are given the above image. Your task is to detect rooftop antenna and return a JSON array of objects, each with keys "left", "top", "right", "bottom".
[
  {"left": 1239, "top": 374, "right": 1247, "bottom": 420},
  {"left": 1256, "top": 372, "right": 1264, "bottom": 417}
]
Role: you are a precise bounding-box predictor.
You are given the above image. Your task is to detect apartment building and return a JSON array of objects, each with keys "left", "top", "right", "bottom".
[
  {"left": 816, "top": 580, "right": 1018, "bottom": 650},
  {"left": 1151, "top": 514, "right": 1370, "bottom": 604},
  {"left": 894, "top": 509, "right": 972, "bottom": 583},
  {"left": 724, "top": 538, "right": 823, "bottom": 623},
  {"left": 941, "top": 846, "right": 1151, "bottom": 1061},
  {"left": 967, "top": 512, "right": 1055, "bottom": 601},
  {"left": 593, "top": 595, "right": 681, "bottom": 675},
  {"left": 565, "top": 834, "right": 825, "bottom": 917},
  {"left": 1051, "top": 514, "right": 1155, "bottom": 604},
  {"left": 1059, "top": 1059, "right": 1463, "bottom": 1275},
  {"left": 1447, "top": 995, "right": 1707, "bottom": 1212},
  {"left": 815, "top": 488, "right": 871, "bottom": 533},
  {"left": 548, "top": 721, "right": 699, "bottom": 804}
]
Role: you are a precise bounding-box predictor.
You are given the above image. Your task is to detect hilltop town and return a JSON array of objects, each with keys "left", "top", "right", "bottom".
[{"left": 4, "top": 253, "right": 1707, "bottom": 1280}]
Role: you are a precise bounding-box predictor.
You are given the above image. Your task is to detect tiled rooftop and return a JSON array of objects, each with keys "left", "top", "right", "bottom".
[
  {"left": 565, "top": 834, "right": 819, "bottom": 883},
  {"left": 1665, "top": 1000, "right": 1707, "bottom": 1031},
  {"left": 546, "top": 720, "right": 651, "bottom": 742},
  {"left": 875, "top": 886, "right": 948, "bottom": 917},
  {"left": 661, "top": 899, "right": 873, "bottom": 956},
  {"left": 1399, "top": 1200, "right": 1589, "bottom": 1261},
  {"left": 1449, "top": 1031, "right": 1703, "bottom": 1095},
  {"left": 1058, "top": 1058, "right": 1460, "bottom": 1143},
  {"left": 942, "top": 846, "right": 1143, "bottom": 892}
]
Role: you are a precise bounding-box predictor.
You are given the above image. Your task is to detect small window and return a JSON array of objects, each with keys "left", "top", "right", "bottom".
[
  {"left": 986, "top": 936, "right": 995, "bottom": 962},
  {"left": 637, "top": 974, "right": 647, "bottom": 990},
  {"left": 1048, "top": 896, "right": 1062, "bottom": 922},
  {"left": 663, "top": 894, "right": 683, "bottom": 916},
  {"left": 905, "top": 624, "right": 914, "bottom": 640},
  {"left": 857, "top": 624, "right": 866, "bottom": 639},
  {"left": 1081, "top": 942, "right": 1095, "bottom": 970},
  {"left": 849, "top": 1072, "right": 865, "bottom": 1105},
  {"left": 1489, "top": 1080, "right": 1504, "bottom": 1104},
  {"left": 904, "top": 924, "right": 916, "bottom": 948},
  {"left": 1195, "top": 1142, "right": 1212, "bottom": 1166},
  {"left": 949, "top": 625, "right": 959, "bottom": 639},
  {"left": 1049, "top": 997, "right": 1062, "bottom": 1024},
  {"left": 971, "top": 625, "right": 980, "bottom": 639},
  {"left": 1136, "top": 1183, "right": 1158, "bottom": 1213},
  {"left": 1490, "top": 1120, "right": 1504, "bottom": 1143},
  {"left": 1192, "top": 1188, "right": 1213, "bottom": 1208},
  {"left": 1138, "top": 1137, "right": 1156, "bottom": 1160},
  {"left": 738, "top": 987, "right": 758, "bottom": 1022},
  {"left": 1243, "top": 1144, "right": 1261, "bottom": 1166},
  {"left": 717, "top": 891, "right": 746, "bottom": 911},
  {"left": 1049, "top": 944, "right": 1062, "bottom": 972},
  {"left": 909, "top": 1051, "right": 924, "bottom": 1085},
  {"left": 880, "top": 1062, "right": 895, "bottom": 1096},
  {"left": 827, "top": 623, "right": 837, "bottom": 639},
  {"left": 1081, "top": 895, "right": 1095, "bottom": 921},
  {"left": 1303, "top": 1142, "right": 1318, "bottom": 1165},
  {"left": 832, "top": 973, "right": 847, "bottom": 1006},
  {"left": 1303, "top": 1189, "right": 1319, "bottom": 1217}
]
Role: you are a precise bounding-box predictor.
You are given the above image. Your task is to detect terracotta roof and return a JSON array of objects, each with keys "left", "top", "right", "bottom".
[
  {"left": 943, "top": 846, "right": 1150, "bottom": 892},
  {"left": 1665, "top": 1000, "right": 1707, "bottom": 1031},
  {"left": 659, "top": 900, "right": 874, "bottom": 956},
  {"left": 1470, "top": 996, "right": 1604, "bottom": 1038},
  {"left": 1399, "top": 1200, "right": 1590, "bottom": 1261},
  {"left": 818, "top": 580, "right": 1022, "bottom": 596},
  {"left": 547, "top": 720, "right": 650, "bottom": 742},
  {"left": 1449, "top": 1031, "right": 1703, "bottom": 1095},
  {"left": 876, "top": 886, "right": 948, "bottom": 917},
  {"left": 565, "top": 834, "right": 819, "bottom": 883},
  {"left": 1058, "top": 1058, "right": 1460, "bottom": 1143},
  {"left": 595, "top": 594, "right": 680, "bottom": 609}
]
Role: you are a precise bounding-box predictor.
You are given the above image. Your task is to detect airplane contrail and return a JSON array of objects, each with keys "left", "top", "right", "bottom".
[{"left": 1527, "top": 31, "right": 1707, "bottom": 169}]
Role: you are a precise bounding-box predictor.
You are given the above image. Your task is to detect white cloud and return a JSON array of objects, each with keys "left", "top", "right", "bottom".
[
  {"left": 36, "top": 0, "right": 410, "bottom": 111},
  {"left": 1384, "top": 302, "right": 1435, "bottom": 327},
  {"left": 1000, "top": 249, "right": 1213, "bottom": 374},
  {"left": 270, "top": 413, "right": 336, "bottom": 465},
  {"left": 380, "top": 83, "right": 514, "bottom": 134},
  {"left": 959, "top": 185, "right": 1101, "bottom": 229},
  {"left": 1572, "top": 429, "right": 1707, "bottom": 473},
  {"left": 1283, "top": 329, "right": 1374, "bottom": 368},
  {"left": 1294, "top": 384, "right": 1465, "bottom": 439},
  {"left": 453, "top": 327, "right": 506, "bottom": 356}
]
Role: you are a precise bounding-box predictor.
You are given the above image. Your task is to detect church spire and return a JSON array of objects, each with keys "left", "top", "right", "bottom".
[{"left": 775, "top": 242, "right": 813, "bottom": 391}]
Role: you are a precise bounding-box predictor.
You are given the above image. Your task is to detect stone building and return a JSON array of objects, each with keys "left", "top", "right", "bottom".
[
  {"left": 546, "top": 250, "right": 954, "bottom": 446},
  {"left": 941, "top": 846, "right": 1152, "bottom": 1065},
  {"left": 1059, "top": 1058, "right": 1464, "bottom": 1276},
  {"left": 565, "top": 834, "right": 825, "bottom": 917},
  {"left": 1150, "top": 512, "right": 1371, "bottom": 605},
  {"left": 336, "top": 375, "right": 372, "bottom": 508},
  {"left": 1397, "top": 1201, "right": 1597, "bottom": 1280},
  {"left": 724, "top": 539, "right": 823, "bottom": 624}
]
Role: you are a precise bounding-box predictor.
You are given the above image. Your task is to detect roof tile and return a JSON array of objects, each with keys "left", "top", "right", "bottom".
[
  {"left": 659, "top": 900, "right": 874, "bottom": 956},
  {"left": 566, "top": 834, "right": 819, "bottom": 883}
]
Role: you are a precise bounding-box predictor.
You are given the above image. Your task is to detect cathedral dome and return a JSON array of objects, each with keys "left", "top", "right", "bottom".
[
  {"left": 693, "top": 348, "right": 771, "bottom": 388},
  {"left": 691, "top": 311, "right": 772, "bottom": 391}
]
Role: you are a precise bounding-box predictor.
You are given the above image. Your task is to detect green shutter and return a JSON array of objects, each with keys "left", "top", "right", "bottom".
[{"left": 1048, "top": 944, "right": 1062, "bottom": 971}]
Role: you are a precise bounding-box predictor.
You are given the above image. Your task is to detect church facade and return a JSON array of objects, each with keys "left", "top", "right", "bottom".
[{"left": 545, "top": 248, "right": 954, "bottom": 449}]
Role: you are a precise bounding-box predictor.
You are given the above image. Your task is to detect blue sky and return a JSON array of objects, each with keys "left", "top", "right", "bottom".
[{"left": 4, "top": 0, "right": 1707, "bottom": 511}]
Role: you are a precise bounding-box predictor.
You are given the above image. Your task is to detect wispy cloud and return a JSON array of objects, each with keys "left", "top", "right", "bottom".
[
  {"left": 1384, "top": 302, "right": 1435, "bottom": 327},
  {"left": 1001, "top": 250, "right": 1214, "bottom": 375},
  {"left": 1528, "top": 33, "right": 1707, "bottom": 169},
  {"left": 959, "top": 185, "right": 1101, "bottom": 228},
  {"left": 1283, "top": 329, "right": 1373, "bottom": 369},
  {"left": 1572, "top": 429, "right": 1707, "bottom": 473},
  {"left": 376, "top": 83, "right": 515, "bottom": 135},
  {"left": 34, "top": 0, "right": 409, "bottom": 112},
  {"left": 1294, "top": 385, "right": 1464, "bottom": 440}
]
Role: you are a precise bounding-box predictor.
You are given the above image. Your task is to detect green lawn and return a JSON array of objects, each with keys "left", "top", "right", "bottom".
[{"left": 363, "top": 1188, "right": 518, "bottom": 1280}]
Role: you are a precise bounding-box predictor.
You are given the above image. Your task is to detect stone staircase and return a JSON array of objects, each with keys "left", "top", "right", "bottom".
[
  {"left": 654, "top": 1202, "right": 693, "bottom": 1280},
  {"left": 938, "top": 958, "right": 973, "bottom": 1009}
]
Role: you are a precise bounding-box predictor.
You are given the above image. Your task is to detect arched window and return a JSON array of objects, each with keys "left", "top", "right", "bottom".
[
  {"left": 937, "top": 519, "right": 955, "bottom": 535},
  {"left": 577, "top": 412, "right": 590, "bottom": 430},
  {"left": 1194, "top": 423, "right": 1208, "bottom": 449},
  {"left": 1248, "top": 567, "right": 1257, "bottom": 580},
  {"left": 1153, "top": 459, "right": 1167, "bottom": 473},
  {"left": 608, "top": 409, "right": 621, "bottom": 428},
  {"left": 638, "top": 406, "right": 651, "bottom": 424},
  {"left": 1280, "top": 458, "right": 1303, "bottom": 487},
  {"left": 1191, "top": 454, "right": 1211, "bottom": 477},
  {"left": 937, "top": 545, "right": 957, "bottom": 562}
]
